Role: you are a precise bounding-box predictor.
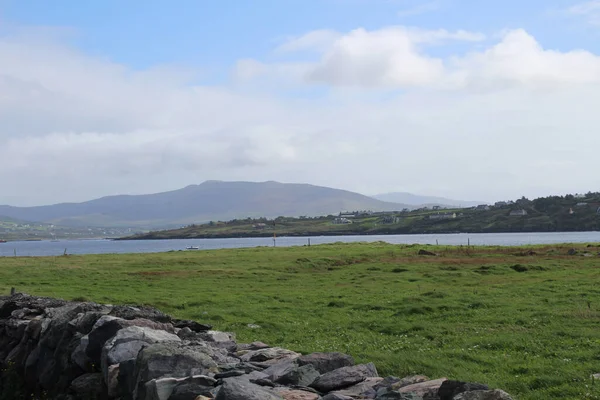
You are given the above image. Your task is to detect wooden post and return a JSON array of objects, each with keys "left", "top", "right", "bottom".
[
  {"left": 10, "top": 287, "right": 15, "bottom": 295},
  {"left": 13, "top": 248, "right": 16, "bottom": 257},
  {"left": 308, "top": 238, "right": 311, "bottom": 246}
]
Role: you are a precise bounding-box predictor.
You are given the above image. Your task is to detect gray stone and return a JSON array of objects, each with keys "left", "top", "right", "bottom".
[
  {"left": 276, "top": 364, "right": 320, "bottom": 387},
  {"left": 236, "top": 341, "right": 270, "bottom": 351},
  {"left": 101, "top": 325, "right": 181, "bottom": 379},
  {"left": 331, "top": 377, "right": 383, "bottom": 398},
  {"left": 452, "top": 390, "right": 513, "bottom": 400},
  {"left": 144, "top": 375, "right": 217, "bottom": 400},
  {"left": 310, "top": 363, "right": 378, "bottom": 392},
  {"left": 240, "top": 347, "right": 300, "bottom": 364},
  {"left": 133, "top": 342, "right": 218, "bottom": 400},
  {"left": 215, "top": 379, "right": 283, "bottom": 400},
  {"left": 297, "top": 352, "right": 354, "bottom": 374},
  {"left": 438, "top": 380, "right": 489, "bottom": 400},
  {"left": 396, "top": 378, "right": 447, "bottom": 398},
  {"left": 392, "top": 376, "right": 430, "bottom": 389},
  {"left": 172, "top": 319, "right": 212, "bottom": 332},
  {"left": 321, "top": 394, "right": 354, "bottom": 400},
  {"left": 262, "top": 358, "right": 299, "bottom": 381},
  {"left": 70, "top": 373, "right": 105, "bottom": 398},
  {"left": 376, "top": 390, "right": 423, "bottom": 400},
  {"left": 110, "top": 305, "right": 171, "bottom": 323}
]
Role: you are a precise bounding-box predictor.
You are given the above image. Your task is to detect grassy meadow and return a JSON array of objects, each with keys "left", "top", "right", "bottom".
[{"left": 1, "top": 242, "right": 600, "bottom": 399}]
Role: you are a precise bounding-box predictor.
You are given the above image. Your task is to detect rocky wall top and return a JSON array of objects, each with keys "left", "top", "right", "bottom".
[{"left": 0, "top": 293, "right": 514, "bottom": 400}]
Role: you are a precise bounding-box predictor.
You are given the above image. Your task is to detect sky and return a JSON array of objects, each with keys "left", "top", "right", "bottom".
[{"left": 1, "top": 0, "right": 600, "bottom": 206}]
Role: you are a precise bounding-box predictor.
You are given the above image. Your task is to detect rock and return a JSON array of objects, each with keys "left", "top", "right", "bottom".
[
  {"left": 276, "top": 364, "right": 320, "bottom": 387},
  {"left": 418, "top": 249, "right": 437, "bottom": 256},
  {"left": 396, "top": 378, "right": 447, "bottom": 398},
  {"left": 438, "top": 380, "right": 489, "bottom": 400},
  {"left": 107, "top": 364, "right": 120, "bottom": 398},
  {"left": 376, "top": 391, "right": 423, "bottom": 399},
  {"left": 274, "top": 388, "right": 320, "bottom": 400},
  {"left": 133, "top": 342, "right": 218, "bottom": 400},
  {"left": 452, "top": 390, "right": 513, "bottom": 400},
  {"left": 392, "top": 376, "right": 430, "bottom": 389},
  {"left": 330, "top": 377, "right": 383, "bottom": 398},
  {"left": 567, "top": 248, "right": 578, "bottom": 256},
  {"left": 261, "top": 359, "right": 298, "bottom": 381},
  {"left": 172, "top": 319, "right": 212, "bottom": 332},
  {"left": 101, "top": 325, "right": 181, "bottom": 380},
  {"left": 592, "top": 373, "right": 600, "bottom": 380},
  {"left": 240, "top": 347, "right": 301, "bottom": 364},
  {"left": 70, "top": 373, "right": 105, "bottom": 398},
  {"left": 297, "top": 352, "right": 354, "bottom": 374},
  {"left": 215, "top": 370, "right": 247, "bottom": 379},
  {"left": 110, "top": 305, "right": 171, "bottom": 323},
  {"left": 249, "top": 378, "right": 276, "bottom": 387},
  {"left": 237, "top": 341, "right": 270, "bottom": 351},
  {"left": 310, "top": 363, "right": 378, "bottom": 392},
  {"left": 214, "top": 379, "right": 283, "bottom": 400},
  {"left": 321, "top": 394, "right": 354, "bottom": 400},
  {"left": 143, "top": 375, "right": 216, "bottom": 400}
]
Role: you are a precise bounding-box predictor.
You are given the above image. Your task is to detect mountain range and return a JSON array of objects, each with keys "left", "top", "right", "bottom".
[{"left": 0, "top": 181, "right": 420, "bottom": 229}]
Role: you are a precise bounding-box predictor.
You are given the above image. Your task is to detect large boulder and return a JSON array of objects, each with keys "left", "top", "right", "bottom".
[
  {"left": 240, "top": 347, "right": 300, "bottom": 364},
  {"left": 297, "top": 352, "right": 354, "bottom": 374},
  {"left": 310, "top": 363, "right": 378, "bottom": 392},
  {"left": 438, "top": 380, "right": 489, "bottom": 400},
  {"left": 214, "top": 379, "right": 283, "bottom": 400},
  {"left": 101, "top": 325, "right": 181, "bottom": 381},
  {"left": 133, "top": 342, "right": 218, "bottom": 400},
  {"left": 396, "top": 378, "right": 447, "bottom": 398},
  {"left": 275, "top": 364, "right": 320, "bottom": 386},
  {"left": 70, "top": 373, "right": 105, "bottom": 399}
]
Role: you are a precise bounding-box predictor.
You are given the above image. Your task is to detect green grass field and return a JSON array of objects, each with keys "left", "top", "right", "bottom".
[{"left": 1, "top": 242, "right": 600, "bottom": 399}]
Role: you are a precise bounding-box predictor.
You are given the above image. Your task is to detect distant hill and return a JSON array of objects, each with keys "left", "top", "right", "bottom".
[
  {"left": 0, "top": 181, "right": 409, "bottom": 228},
  {"left": 372, "top": 192, "right": 483, "bottom": 208}
]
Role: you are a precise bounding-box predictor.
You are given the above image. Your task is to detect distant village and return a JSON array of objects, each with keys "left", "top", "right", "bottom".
[{"left": 330, "top": 193, "right": 600, "bottom": 226}]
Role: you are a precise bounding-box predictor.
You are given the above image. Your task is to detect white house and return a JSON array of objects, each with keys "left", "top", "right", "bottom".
[{"left": 509, "top": 209, "right": 528, "bottom": 216}]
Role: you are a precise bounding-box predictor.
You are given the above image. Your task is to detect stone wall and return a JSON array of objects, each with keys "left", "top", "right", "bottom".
[{"left": 0, "top": 293, "right": 514, "bottom": 400}]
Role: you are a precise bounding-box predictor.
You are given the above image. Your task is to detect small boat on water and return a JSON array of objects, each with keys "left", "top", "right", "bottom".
[
  {"left": 0, "top": 240, "right": 6, "bottom": 243},
  {"left": 186, "top": 246, "right": 200, "bottom": 250}
]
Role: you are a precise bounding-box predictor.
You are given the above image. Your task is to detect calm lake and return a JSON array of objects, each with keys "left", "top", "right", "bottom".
[{"left": 1, "top": 231, "right": 600, "bottom": 257}]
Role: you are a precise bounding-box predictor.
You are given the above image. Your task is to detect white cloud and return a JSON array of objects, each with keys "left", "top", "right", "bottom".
[
  {"left": 450, "top": 29, "right": 600, "bottom": 90},
  {"left": 1, "top": 26, "right": 600, "bottom": 207},
  {"left": 566, "top": 1, "right": 600, "bottom": 26}
]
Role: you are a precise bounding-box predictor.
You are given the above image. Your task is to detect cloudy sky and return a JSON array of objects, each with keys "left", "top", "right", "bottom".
[{"left": 1, "top": 0, "right": 599, "bottom": 206}]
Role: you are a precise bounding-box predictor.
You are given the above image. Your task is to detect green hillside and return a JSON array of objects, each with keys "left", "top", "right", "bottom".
[{"left": 126, "top": 193, "right": 600, "bottom": 239}]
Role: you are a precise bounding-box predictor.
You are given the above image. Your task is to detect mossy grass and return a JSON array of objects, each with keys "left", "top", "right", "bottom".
[{"left": 2, "top": 242, "right": 600, "bottom": 399}]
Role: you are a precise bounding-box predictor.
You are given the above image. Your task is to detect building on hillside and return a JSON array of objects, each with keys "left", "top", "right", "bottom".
[
  {"left": 575, "top": 193, "right": 586, "bottom": 199},
  {"left": 339, "top": 213, "right": 356, "bottom": 218},
  {"left": 429, "top": 213, "right": 457, "bottom": 220},
  {"left": 252, "top": 223, "right": 267, "bottom": 230},
  {"left": 333, "top": 217, "right": 353, "bottom": 225},
  {"left": 476, "top": 204, "right": 490, "bottom": 211},
  {"left": 495, "top": 201, "right": 508, "bottom": 207},
  {"left": 509, "top": 209, "right": 528, "bottom": 216},
  {"left": 576, "top": 202, "right": 588, "bottom": 207},
  {"left": 432, "top": 206, "right": 442, "bottom": 210},
  {"left": 380, "top": 215, "right": 401, "bottom": 224}
]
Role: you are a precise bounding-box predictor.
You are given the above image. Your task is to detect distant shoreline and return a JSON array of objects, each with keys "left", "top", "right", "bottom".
[{"left": 118, "top": 228, "right": 600, "bottom": 241}]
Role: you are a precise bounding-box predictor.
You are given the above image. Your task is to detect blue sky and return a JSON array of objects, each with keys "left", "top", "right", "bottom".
[
  {"left": 1, "top": 0, "right": 600, "bottom": 205},
  {"left": 2, "top": 0, "right": 597, "bottom": 72}
]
